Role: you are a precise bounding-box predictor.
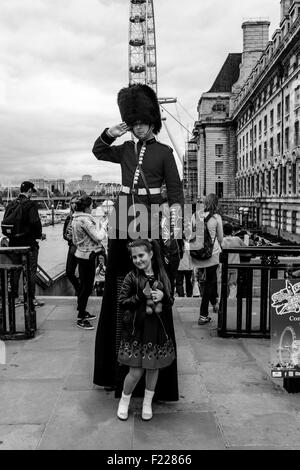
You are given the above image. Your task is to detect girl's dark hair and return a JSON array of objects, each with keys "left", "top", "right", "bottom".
[
  {"left": 75, "top": 195, "right": 93, "bottom": 212},
  {"left": 204, "top": 193, "right": 219, "bottom": 215},
  {"left": 128, "top": 239, "right": 171, "bottom": 299}
]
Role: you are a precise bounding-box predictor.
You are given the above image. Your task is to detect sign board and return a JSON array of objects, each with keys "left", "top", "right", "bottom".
[{"left": 270, "top": 279, "right": 300, "bottom": 378}]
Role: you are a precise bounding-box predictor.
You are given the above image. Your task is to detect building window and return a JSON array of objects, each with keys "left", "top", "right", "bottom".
[
  {"left": 212, "top": 102, "right": 226, "bottom": 112},
  {"left": 295, "top": 86, "right": 300, "bottom": 108},
  {"left": 264, "top": 142, "right": 267, "bottom": 159},
  {"left": 215, "top": 144, "right": 224, "bottom": 157},
  {"left": 246, "top": 133, "right": 249, "bottom": 146},
  {"left": 264, "top": 115, "right": 268, "bottom": 133},
  {"left": 270, "top": 137, "right": 274, "bottom": 156},
  {"left": 215, "top": 162, "right": 224, "bottom": 175},
  {"left": 285, "top": 95, "right": 290, "bottom": 115},
  {"left": 250, "top": 150, "right": 253, "bottom": 166},
  {"left": 285, "top": 127, "right": 290, "bottom": 150},
  {"left": 259, "top": 145, "right": 262, "bottom": 161},
  {"left": 295, "top": 121, "right": 299, "bottom": 146},
  {"left": 254, "top": 125, "right": 257, "bottom": 140},
  {"left": 275, "top": 209, "right": 279, "bottom": 229},
  {"left": 270, "top": 109, "right": 274, "bottom": 127},
  {"left": 215, "top": 182, "right": 223, "bottom": 199},
  {"left": 282, "top": 210, "right": 287, "bottom": 231},
  {"left": 282, "top": 165, "right": 287, "bottom": 194},
  {"left": 254, "top": 148, "right": 257, "bottom": 164},
  {"left": 292, "top": 211, "right": 297, "bottom": 234},
  {"left": 292, "top": 163, "right": 297, "bottom": 194},
  {"left": 277, "top": 102, "right": 281, "bottom": 121},
  {"left": 259, "top": 120, "right": 262, "bottom": 136},
  {"left": 274, "top": 169, "right": 278, "bottom": 195},
  {"left": 277, "top": 133, "right": 281, "bottom": 153},
  {"left": 243, "top": 136, "right": 245, "bottom": 148}
]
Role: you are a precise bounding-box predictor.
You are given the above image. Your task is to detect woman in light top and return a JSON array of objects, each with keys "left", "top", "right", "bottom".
[
  {"left": 72, "top": 195, "right": 107, "bottom": 330},
  {"left": 192, "top": 194, "right": 223, "bottom": 325}
]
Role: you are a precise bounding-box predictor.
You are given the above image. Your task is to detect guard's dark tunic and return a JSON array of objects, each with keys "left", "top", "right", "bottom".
[{"left": 92, "top": 129, "right": 184, "bottom": 401}]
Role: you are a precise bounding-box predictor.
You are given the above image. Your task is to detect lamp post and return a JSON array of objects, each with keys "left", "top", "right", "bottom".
[
  {"left": 51, "top": 204, "right": 55, "bottom": 226},
  {"left": 278, "top": 194, "right": 282, "bottom": 240}
]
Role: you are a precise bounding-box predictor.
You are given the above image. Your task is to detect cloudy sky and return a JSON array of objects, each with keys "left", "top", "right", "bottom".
[{"left": 0, "top": 0, "right": 280, "bottom": 186}]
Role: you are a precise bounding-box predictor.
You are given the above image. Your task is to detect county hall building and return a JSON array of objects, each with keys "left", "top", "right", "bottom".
[{"left": 190, "top": 0, "right": 300, "bottom": 243}]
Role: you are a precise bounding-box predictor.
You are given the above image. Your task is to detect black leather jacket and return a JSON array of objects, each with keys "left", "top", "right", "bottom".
[{"left": 119, "top": 269, "right": 174, "bottom": 311}]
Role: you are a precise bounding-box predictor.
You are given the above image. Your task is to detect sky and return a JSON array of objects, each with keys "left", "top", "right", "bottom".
[{"left": 0, "top": 0, "right": 280, "bottom": 186}]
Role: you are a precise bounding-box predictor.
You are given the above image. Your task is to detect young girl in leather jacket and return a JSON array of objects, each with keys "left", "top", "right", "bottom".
[{"left": 116, "top": 239, "right": 176, "bottom": 421}]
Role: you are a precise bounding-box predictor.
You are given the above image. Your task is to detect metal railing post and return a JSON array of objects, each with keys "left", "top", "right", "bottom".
[
  {"left": 219, "top": 251, "right": 229, "bottom": 337},
  {"left": 0, "top": 247, "right": 36, "bottom": 340}
]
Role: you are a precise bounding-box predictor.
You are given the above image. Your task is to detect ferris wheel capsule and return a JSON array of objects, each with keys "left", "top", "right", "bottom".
[
  {"left": 130, "top": 65, "right": 146, "bottom": 74},
  {"left": 129, "top": 38, "right": 145, "bottom": 47},
  {"left": 130, "top": 15, "right": 145, "bottom": 23}
]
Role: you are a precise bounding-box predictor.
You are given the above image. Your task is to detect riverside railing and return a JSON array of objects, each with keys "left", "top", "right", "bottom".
[
  {"left": 0, "top": 247, "right": 36, "bottom": 340},
  {"left": 218, "top": 246, "right": 300, "bottom": 338}
]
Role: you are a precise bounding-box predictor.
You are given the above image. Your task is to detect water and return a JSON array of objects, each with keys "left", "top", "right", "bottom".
[{"left": 0, "top": 210, "right": 107, "bottom": 277}]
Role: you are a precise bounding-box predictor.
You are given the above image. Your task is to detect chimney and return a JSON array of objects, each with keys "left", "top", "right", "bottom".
[
  {"left": 281, "top": 0, "right": 293, "bottom": 21},
  {"left": 231, "top": 20, "right": 270, "bottom": 108},
  {"left": 242, "top": 20, "right": 270, "bottom": 53}
]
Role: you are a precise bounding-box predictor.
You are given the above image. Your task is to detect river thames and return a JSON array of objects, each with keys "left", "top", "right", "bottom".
[{"left": 0, "top": 210, "right": 107, "bottom": 277}]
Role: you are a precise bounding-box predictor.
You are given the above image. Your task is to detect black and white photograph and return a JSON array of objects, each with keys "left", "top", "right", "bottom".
[{"left": 0, "top": 0, "right": 300, "bottom": 455}]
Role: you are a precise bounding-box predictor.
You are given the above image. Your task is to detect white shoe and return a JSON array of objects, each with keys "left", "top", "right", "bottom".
[
  {"left": 142, "top": 389, "right": 155, "bottom": 421},
  {"left": 117, "top": 392, "right": 131, "bottom": 421}
]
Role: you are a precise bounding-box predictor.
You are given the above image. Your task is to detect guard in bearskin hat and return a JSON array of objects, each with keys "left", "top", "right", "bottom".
[{"left": 92, "top": 84, "right": 184, "bottom": 403}]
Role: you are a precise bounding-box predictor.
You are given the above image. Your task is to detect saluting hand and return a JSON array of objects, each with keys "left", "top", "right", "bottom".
[{"left": 107, "top": 123, "right": 130, "bottom": 138}]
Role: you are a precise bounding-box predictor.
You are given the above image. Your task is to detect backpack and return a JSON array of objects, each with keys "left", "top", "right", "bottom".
[
  {"left": 1, "top": 199, "right": 27, "bottom": 238},
  {"left": 190, "top": 213, "right": 217, "bottom": 261},
  {"left": 64, "top": 216, "right": 73, "bottom": 243}
]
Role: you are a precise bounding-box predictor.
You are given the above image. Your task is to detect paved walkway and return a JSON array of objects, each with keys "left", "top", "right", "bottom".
[{"left": 1, "top": 296, "right": 300, "bottom": 450}]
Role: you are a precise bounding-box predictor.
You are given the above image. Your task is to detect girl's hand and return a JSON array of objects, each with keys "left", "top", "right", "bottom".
[
  {"left": 151, "top": 289, "right": 164, "bottom": 303},
  {"left": 107, "top": 123, "right": 130, "bottom": 138}
]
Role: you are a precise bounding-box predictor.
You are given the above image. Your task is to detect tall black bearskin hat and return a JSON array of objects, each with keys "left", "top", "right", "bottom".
[{"left": 117, "top": 84, "right": 162, "bottom": 135}]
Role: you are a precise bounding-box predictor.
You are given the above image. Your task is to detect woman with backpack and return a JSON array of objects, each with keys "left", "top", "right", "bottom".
[
  {"left": 72, "top": 195, "right": 107, "bottom": 330},
  {"left": 191, "top": 194, "right": 223, "bottom": 325}
]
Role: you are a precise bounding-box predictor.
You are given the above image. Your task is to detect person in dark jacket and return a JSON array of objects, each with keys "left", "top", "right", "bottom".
[
  {"left": 63, "top": 196, "right": 80, "bottom": 297},
  {"left": 116, "top": 239, "right": 177, "bottom": 421},
  {"left": 4, "top": 181, "right": 46, "bottom": 307},
  {"left": 93, "top": 85, "right": 183, "bottom": 400}
]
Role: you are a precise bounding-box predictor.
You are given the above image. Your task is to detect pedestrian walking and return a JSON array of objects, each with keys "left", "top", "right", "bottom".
[
  {"left": 63, "top": 196, "right": 80, "bottom": 297},
  {"left": 116, "top": 239, "right": 177, "bottom": 421},
  {"left": 94, "top": 252, "right": 107, "bottom": 297},
  {"left": 1, "top": 181, "right": 46, "bottom": 308},
  {"left": 72, "top": 195, "right": 107, "bottom": 330},
  {"left": 175, "top": 238, "right": 193, "bottom": 297},
  {"left": 191, "top": 194, "right": 223, "bottom": 325},
  {"left": 92, "top": 84, "right": 183, "bottom": 400},
  {"left": 222, "top": 223, "right": 246, "bottom": 298}
]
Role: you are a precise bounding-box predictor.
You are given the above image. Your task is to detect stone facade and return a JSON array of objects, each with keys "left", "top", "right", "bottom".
[
  {"left": 233, "top": 0, "right": 300, "bottom": 242},
  {"left": 191, "top": 0, "right": 300, "bottom": 242}
]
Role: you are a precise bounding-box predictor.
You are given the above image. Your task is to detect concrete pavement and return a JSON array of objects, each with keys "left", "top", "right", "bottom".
[{"left": 1, "top": 296, "right": 300, "bottom": 450}]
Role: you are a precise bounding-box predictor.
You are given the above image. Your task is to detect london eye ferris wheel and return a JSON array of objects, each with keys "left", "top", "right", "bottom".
[
  {"left": 129, "top": 0, "right": 157, "bottom": 93},
  {"left": 128, "top": 0, "right": 189, "bottom": 165}
]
